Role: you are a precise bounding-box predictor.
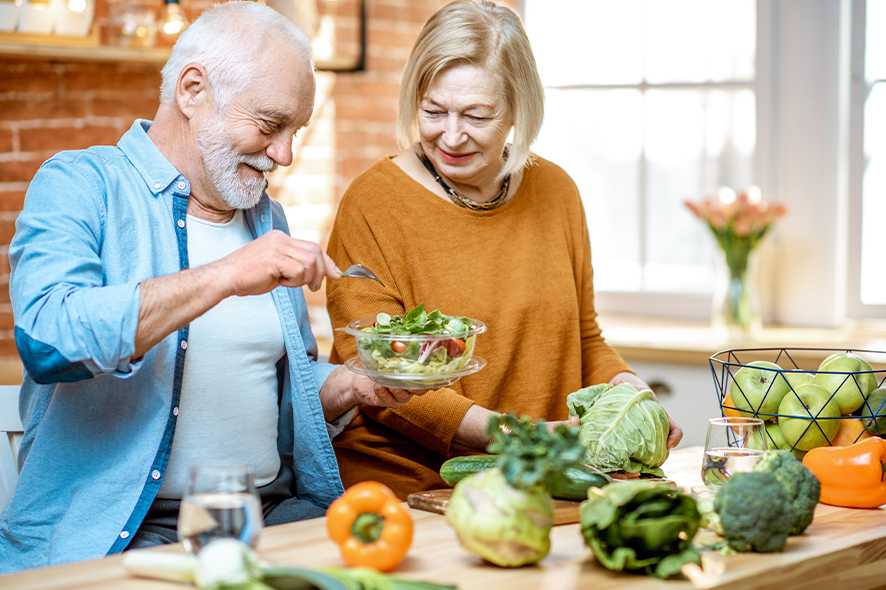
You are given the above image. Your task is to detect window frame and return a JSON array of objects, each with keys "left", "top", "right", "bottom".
[{"left": 847, "top": 0, "right": 886, "bottom": 320}]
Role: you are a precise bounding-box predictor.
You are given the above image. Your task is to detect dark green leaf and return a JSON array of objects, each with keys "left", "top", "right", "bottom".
[
  {"left": 402, "top": 304, "right": 425, "bottom": 325},
  {"left": 579, "top": 480, "right": 701, "bottom": 579},
  {"left": 485, "top": 414, "right": 584, "bottom": 491}
]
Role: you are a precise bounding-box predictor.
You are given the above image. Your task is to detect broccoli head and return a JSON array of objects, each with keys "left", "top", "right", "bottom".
[
  {"left": 714, "top": 471, "right": 793, "bottom": 552},
  {"left": 753, "top": 449, "right": 821, "bottom": 535}
]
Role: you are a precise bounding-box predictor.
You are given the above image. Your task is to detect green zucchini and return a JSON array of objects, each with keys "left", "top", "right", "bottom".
[
  {"left": 440, "top": 455, "right": 612, "bottom": 500},
  {"left": 548, "top": 462, "right": 613, "bottom": 500},
  {"left": 440, "top": 454, "right": 498, "bottom": 486}
]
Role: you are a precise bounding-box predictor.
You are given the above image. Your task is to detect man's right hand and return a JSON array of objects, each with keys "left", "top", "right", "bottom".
[
  {"left": 212, "top": 229, "right": 341, "bottom": 297},
  {"left": 134, "top": 231, "right": 341, "bottom": 358}
]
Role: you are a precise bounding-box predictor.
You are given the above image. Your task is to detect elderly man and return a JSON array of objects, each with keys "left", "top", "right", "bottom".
[{"left": 0, "top": 1, "right": 413, "bottom": 573}]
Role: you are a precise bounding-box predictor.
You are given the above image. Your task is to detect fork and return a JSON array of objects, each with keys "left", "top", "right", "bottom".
[{"left": 339, "top": 264, "right": 384, "bottom": 286}]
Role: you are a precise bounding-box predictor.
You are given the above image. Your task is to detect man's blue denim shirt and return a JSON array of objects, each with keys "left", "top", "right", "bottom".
[{"left": 0, "top": 120, "right": 343, "bottom": 572}]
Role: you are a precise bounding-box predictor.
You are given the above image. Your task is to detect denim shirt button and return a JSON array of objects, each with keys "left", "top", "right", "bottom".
[
  {"left": 177, "top": 181, "right": 186, "bottom": 190},
  {"left": 153, "top": 183, "right": 161, "bottom": 190},
  {"left": 119, "top": 531, "right": 130, "bottom": 539},
  {"left": 177, "top": 219, "right": 185, "bottom": 229},
  {"left": 151, "top": 469, "right": 161, "bottom": 480},
  {"left": 181, "top": 340, "right": 188, "bottom": 350},
  {"left": 173, "top": 406, "right": 179, "bottom": 416}
]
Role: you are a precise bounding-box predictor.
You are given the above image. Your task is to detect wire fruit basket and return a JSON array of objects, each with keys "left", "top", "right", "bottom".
[{"left": 709, "top": 348, "right": 886, "bottom": 457}]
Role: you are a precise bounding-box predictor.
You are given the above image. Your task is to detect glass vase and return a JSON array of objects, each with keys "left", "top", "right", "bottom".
[{"left": 711, "top": 246, "right": 762, "bottom": 338}]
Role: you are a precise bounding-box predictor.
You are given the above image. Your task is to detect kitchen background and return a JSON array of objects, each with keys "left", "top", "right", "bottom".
[
  {"left": 1, "top": 0, "right": 885, "bottom": 446},
  {"left": 0, "top": 0, "right": 468, "bottom": 357}
]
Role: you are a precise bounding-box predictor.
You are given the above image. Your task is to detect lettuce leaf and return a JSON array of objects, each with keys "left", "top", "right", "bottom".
[
  {"left": 567, "top": 383, "right": 670, "bottom": 477},
  {"left": 580, "top": 480, "right": 701, "bottom": 579}
]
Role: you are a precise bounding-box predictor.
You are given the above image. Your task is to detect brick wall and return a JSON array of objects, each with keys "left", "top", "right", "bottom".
[{"left": 0, "top": 0, "right": 517, "bottom": 363}]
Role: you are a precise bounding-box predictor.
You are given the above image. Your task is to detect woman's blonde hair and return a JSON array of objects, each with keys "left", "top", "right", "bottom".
[{"left": 397, "top": 0, "right": 545, "bottom": 179}]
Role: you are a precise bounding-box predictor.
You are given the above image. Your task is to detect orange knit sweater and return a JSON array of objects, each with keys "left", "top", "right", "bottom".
[{"left": 326, "top": 155, "right": 633, "bottom": 499}]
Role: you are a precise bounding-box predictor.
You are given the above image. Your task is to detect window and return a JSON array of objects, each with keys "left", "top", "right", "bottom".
[
  {"left": 854, "top": 0, "right": 886, "bottom": 310},
  {"left": 525, "top": 0, "right": 886, "bottom": 325},
  {"left": 524, "top": 0, "right": 757, "bottom": 319}
]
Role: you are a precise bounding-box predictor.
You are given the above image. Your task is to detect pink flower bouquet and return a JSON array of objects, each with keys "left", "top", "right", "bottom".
[{"left": 685, "top": 186, "right": 787, "bottom": 333}]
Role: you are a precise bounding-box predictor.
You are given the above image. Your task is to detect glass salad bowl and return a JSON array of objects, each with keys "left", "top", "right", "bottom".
[{"left": 338, "top": 307, "right": 487, "bottom": 390}]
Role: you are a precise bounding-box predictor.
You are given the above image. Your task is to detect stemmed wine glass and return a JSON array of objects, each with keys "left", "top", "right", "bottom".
[
  {"left": 177, "top": 461, "right": 263, "bottom": 556},
  {"left": 701, "top": 417, "right": 767, "bottom": 486}
]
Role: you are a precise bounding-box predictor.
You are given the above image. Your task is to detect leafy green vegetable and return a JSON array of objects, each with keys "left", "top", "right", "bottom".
[
  {"left": 714, "top": 471, "right": 793, "bottom": 552},
  {"left": 567, "top": 383, "right": 670, "bottom": 477},
  {"left": 364, "top": 304, "right": 470, "bottom": 336},
  {"left": 486, "top": 414, "right": 585, "bottom": 491},
  {"left": 444, "top": 414, "right": 584, "bottom": 567},
  {"left": 579, "top": 480, "right": 702, "bottom": 579},
  {"left": 357, "top": 304, "right": 477, "bottom": 374}
]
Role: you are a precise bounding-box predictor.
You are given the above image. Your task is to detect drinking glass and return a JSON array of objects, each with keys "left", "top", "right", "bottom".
[
  {"left": 701, "top": 416, "right": 766, "bottom": 486},
  {"left": 178, "top": 462, "right": 263, "bottom": 556}
]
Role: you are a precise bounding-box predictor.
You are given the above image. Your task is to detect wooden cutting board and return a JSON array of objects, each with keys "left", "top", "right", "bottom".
[{"left": 406, "top": 488, "right": 582, "bottom": 525}]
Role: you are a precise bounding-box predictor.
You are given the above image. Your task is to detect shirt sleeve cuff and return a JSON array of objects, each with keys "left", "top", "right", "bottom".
[
  {"left": 326, "top": 406, "right": 357, "bottom": 439},
  {"left": 311, "top": 359, "right": 337, "bottom": 391}
]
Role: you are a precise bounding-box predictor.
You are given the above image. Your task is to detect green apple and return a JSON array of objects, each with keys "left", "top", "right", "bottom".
[
  {"left": 729, "top": 361, "right": 790, "bottom": 418},
  {"left": 749, "top": 421, "right": 806, "bottom": 458},
  {"left": 778, "top": 382, "right": 841, "bottom": 451},
  {"left": 813, "top": 352, "right": 877, "bottom": 414},
  {"left": 860, "top": 387, "right": 886, "bottom": 435},
  {"left": 784, "top": 371, "right": 814, "bottom": 391},
  {"left": 819, "top": 352, "right": 842, "bottom": 366}
]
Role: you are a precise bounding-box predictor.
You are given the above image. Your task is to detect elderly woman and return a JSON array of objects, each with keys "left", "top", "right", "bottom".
[{"left": 326, "top": 0, "right": 682, "bottom": 499}]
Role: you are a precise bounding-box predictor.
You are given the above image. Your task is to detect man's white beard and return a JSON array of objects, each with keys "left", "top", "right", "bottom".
[{"left": 197, "top": 110, "right": 278, "bottom": 210}]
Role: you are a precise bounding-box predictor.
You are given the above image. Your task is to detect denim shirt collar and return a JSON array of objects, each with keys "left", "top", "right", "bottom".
[
  {"left": 118, "top": 120, "right": 191, "bottom": 198},
  {"left": 117, "top": 120, "right": 274, "bottom": 232}
]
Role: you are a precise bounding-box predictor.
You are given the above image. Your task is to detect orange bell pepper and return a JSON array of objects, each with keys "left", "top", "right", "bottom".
[
  {"left": 325, "top": 481, "right": 414, "bottom": 572},
  {"left": 802, "top": 437, "right": 886, "bottom": 509}
]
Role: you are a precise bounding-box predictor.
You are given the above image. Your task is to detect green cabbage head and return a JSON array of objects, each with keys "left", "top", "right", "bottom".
[{"left": 567, "top": 383, "right": 669, "bottom": 476}]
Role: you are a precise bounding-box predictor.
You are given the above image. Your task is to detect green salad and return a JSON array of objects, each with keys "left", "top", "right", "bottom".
[{"left": 358, "top": 304, "right": 477, "bottom": 374}]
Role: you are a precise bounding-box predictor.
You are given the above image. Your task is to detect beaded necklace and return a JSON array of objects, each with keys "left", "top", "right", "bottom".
[{"left": 415, "top": 149, "right": 511, "bottom": 211}]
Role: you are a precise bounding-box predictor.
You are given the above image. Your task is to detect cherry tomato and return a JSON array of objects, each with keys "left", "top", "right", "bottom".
[
  {"left": 445, "top": 338, "right": 466, "bottom": 357},
  {"left": 391, "top": 341, "right": 407, "bottom": 354}
]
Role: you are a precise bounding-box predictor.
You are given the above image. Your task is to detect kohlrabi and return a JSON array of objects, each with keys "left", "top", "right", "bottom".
[{"left": 444, "top": 414, "right": 584, "bottom": 567}]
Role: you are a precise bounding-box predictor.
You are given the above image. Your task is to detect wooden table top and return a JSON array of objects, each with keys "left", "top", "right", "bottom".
[{"left": 5, "top": 446, "right": 886, "bottom": 590}]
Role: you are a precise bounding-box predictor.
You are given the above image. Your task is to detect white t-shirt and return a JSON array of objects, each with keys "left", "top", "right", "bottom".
[{"left": 158, "top": 210, "right": 285, "bottom": 498}]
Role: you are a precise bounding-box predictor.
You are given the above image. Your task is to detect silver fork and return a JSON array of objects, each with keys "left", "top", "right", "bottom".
[{"left": 339, "top": 264, "right": 384, "bottom": 286}]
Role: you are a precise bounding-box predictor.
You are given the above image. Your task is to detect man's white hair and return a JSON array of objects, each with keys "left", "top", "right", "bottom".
[{"left": 159, "top": 1, "right": 313, "bottom": 110}]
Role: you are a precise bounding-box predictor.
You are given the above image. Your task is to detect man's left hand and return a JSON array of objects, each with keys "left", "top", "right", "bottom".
[
  {"left": 319, "top": 366, "right": 428, "bottom": 423},
  {"left": 352, "top": 375, "right": 427, "bottom": 408}
]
